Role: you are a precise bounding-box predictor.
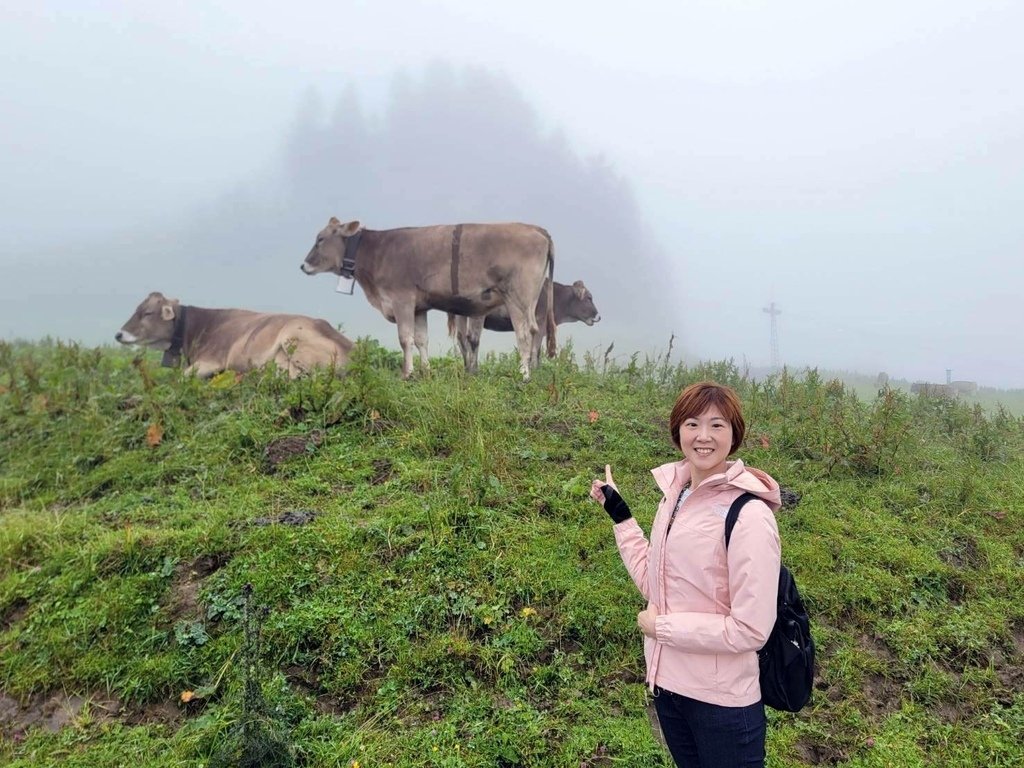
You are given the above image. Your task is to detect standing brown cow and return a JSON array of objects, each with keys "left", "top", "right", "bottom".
[
  {"left": 449, "top": 279, "right": 600, "bottom": 372},
  {"left": 300, "top": 218, "right": 555, "bottom": 380},
  {"left": 115, "top": 292, "right": 352, "bottom": 379}
]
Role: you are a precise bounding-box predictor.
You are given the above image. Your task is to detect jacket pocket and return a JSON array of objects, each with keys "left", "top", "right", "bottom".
[
  {"left": 718, "top": 651, "right": 758, "bottom": 698},
  {"left": 682, "top": 650, "right": 718, "bottom": 689}
]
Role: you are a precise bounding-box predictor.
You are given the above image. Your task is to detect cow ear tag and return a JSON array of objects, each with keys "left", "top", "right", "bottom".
[{"left": 335, "top": 275, "right": 356, "bottom": 295}]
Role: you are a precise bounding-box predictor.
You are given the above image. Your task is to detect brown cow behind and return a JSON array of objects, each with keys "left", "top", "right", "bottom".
[
  {"left": 448, "top": 279, "right": 601, "bottom": 372},
  {"left": 115, "top": 292, "right": 352, "bottom": 379}
]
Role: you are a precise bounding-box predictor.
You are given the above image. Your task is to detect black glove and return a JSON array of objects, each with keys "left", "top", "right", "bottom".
[{"left": 600, "top": 485, "right": 632, "bottom": 523}]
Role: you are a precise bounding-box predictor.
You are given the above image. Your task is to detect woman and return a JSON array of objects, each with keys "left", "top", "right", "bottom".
[{"left": 590, "top": 381, "right": 781, "bottom": 768}]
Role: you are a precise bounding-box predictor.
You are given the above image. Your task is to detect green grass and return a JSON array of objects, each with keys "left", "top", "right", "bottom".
[{"left": 1, "top": 338, "right": 1023, "bottom": 766}]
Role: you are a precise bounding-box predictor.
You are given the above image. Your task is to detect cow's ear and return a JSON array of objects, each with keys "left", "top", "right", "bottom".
[
  {"left": 329, "top": 216, "right": 341, "bottom": 226},
  {"left": 161, "top": 304, "right": 176, "bottom": 321},
  {"left": 341, "top": 220, "right": 361, "bottom": 236},
  {"left": 573, "top": 281, "right": 587, "bottom": 299}
]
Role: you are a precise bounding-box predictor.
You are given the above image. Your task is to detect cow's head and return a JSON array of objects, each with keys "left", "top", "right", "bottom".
[
  {"left": 568, "top": 280, "right": 601, "bottom": 325},
  {"left": 115, "top": 292, "right": 180, "bottom": 350},
  {"left": 301, "top": 217, "right": 362, "bottom": 276}
]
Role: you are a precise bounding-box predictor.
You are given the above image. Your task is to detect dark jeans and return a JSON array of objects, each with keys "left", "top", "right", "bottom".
[{"left": 653, "top": 686, "right": 766, "bottom": 768}]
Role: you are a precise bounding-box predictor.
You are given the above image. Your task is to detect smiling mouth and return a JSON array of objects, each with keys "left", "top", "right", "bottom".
[{"left": 694, "top": 447, "right": 715, "bottom": 455}]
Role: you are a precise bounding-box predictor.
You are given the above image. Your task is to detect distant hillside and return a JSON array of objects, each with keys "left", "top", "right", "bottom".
[{"left": 741, "top": 364, "right": 1024, "bottom": 416}]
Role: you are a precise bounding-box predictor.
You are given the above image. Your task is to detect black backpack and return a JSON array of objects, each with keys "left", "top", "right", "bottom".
[{"left": 725, "top": 492, "right": 815, "bottom": 712}]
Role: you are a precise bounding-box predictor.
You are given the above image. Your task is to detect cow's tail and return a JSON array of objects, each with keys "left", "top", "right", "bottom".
[
  {"left": 446, "top": 312, "right": 456, "bottom": 338},
  {"left": 544, "top": 234, "right": 556, "bottom": 358}
]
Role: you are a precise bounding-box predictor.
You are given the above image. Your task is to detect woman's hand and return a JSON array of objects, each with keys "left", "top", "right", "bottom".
[
  {"left": 589, "top": 465, "right": 618, "bottom": 503},
  {"left": 590, "top": 465, "right": 632, "bottom": 523},
  {"left": 637, "top": 605, "right": 657, "bottom": 638}
]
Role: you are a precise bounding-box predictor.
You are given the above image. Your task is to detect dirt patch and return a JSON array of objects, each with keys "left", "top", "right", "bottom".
[
  {"left": 165, "top": 553, "right": 231, "bottom": 623},
  {"left": 262, "top": 431, "right": 324, "bottom": 473},
  {"left": 370, "top": 458, "right": 394, "bottom": 485},
  {"left": 944, "top": 572, "right": 969, "bottom": 604},
  {"left": 306, "top": 693, "right": 348, "bottom": 717},
  {"left": 939, "top": 535, "right": 987, "bottom": 570},
  {"left": 603, "top": 666, "right": 643, "bottom": 687},
  {"left": 853, "top": 634, "right": 905, "bottom": 718},
  {"left": 1, "top": 689, "right": 187, "bottom": 741},
  {"left": 934, "top": 701, "right": 962, "bottom": 724},
  {"left": 994, "top": 641, "right": 1024, "bottom": 695},
  {"left": 122, "top": 700, "right": 182, "bottom": 728},
  {"left": 2, "top": 597, "right": 29, "bottom": 631},
  {"left": 284, "top": 665, "right": 318, "bottom": 689},
  {"left": 793, "top": 740, "right": 849, "bottom": 765},
  {"left": 779, "top": 487, "right": 802, "bottom": 509},
  {"left": 1012, "top": 627, "right": 1024, "bottom": 656},
  {"left": 579, "top": 742, "right": 613, "bottom": 767},
  {"left": 0, "top": 691, "right": 152, "bottom": 742},
  {"left": 392, "top": 691, "right": 449, "bottom": 729},
  {"left": 858, "top": 633, "right": 897, "bottom": 664},
  {"left": 252, "top": 509, "right": 320, "bottom": 527},
  {"left": 861, "top": 671, "right": 902, "bottom": 718},
  {"left": 790, "top": 741, "right": 847, "bottom": 768}
]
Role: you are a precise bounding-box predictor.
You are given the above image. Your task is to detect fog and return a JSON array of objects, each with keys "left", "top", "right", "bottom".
[{"left": 2, "top": 2, "right": 1023, "bottom": 387}]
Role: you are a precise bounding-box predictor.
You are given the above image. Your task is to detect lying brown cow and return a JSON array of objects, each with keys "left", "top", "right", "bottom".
[
  {"left": 115, "top": 292, "right": 353, "bottom": 378},
  {"left": 301, "top": 218, "right": 555, "bottom": 380},
  {"left": 449, "top": 279, "right": 600, "bottom": 372}
]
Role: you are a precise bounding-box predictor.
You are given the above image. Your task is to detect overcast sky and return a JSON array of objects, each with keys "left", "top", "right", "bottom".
[{"left": 2, "top": 1, "right": 1023, "bottom": 387}]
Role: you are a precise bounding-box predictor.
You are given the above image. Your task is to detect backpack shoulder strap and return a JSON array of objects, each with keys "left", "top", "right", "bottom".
[{"left": 724, "top": 492, "right": 760, "bottom": 549}]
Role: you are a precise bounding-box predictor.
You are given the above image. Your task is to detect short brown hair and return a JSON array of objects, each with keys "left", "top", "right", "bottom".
[{"left": 669, "top": 381, "right": 745, "bottom": 454}]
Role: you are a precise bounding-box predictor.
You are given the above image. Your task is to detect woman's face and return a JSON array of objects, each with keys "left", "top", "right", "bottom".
[{"left": 678, "top": 405, "right": 733, "bottom": 482}]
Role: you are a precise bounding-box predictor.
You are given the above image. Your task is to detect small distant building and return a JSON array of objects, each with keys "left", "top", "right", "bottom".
[
  {"left": 949, "top": 380, "right": 978, "bottom": 396},
  {"left": 911, "top": 382, "right": 954, "bottom": 398}
]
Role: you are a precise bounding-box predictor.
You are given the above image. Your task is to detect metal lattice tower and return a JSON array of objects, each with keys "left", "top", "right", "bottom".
[{"left": 763, "top": 302, "right": 781, "bottom": 371}]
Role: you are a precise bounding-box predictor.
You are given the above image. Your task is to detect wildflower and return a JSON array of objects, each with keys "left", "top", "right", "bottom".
[{"left": 520, "top": 607, "right": 537, "bottom": 618}]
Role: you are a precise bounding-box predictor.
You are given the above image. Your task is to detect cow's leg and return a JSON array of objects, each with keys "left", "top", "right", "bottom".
[
  {"left": 505, "top": 301, "right": 538, "bottom": 381},
  {"left": 463, "top": 316, "right": 483, "bottom": 374},
  {"left": 453, "top": 315, "right": 483, "bottom": 373},
  {"left": 530, "top": 330, "right": 544, "bottom": 371},
  {"left": 395, "top": 306, "right": 417, "bottom": 379},
  {"left": 453, "top": 315, "right": 471, "bottom": 369},
  {"left": 413, "top": 310, "right": 430, "bottom": 374}
]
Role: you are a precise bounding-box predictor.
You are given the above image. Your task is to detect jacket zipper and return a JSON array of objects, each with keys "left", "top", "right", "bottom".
[{"left": 664, "top": 484, "right": 690, "bottom": 536}]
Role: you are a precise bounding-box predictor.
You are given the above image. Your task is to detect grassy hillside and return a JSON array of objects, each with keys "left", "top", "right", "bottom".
[{"left": 1, "top": 339, "right": 1023, "bottom": 767}]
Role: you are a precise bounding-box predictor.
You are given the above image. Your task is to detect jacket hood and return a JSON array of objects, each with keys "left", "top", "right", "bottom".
[{"left": 651, "top": 458, "right": 782, "bottom": 512}]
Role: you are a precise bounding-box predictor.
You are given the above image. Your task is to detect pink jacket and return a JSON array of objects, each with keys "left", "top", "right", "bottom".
[{"left": 613, "top": 459, "right": 782, "bottom": 707}]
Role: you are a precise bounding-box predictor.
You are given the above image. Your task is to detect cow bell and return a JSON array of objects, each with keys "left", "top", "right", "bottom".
[{"left": 335, "top": 275, "right": 356, "bottom": 295}]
